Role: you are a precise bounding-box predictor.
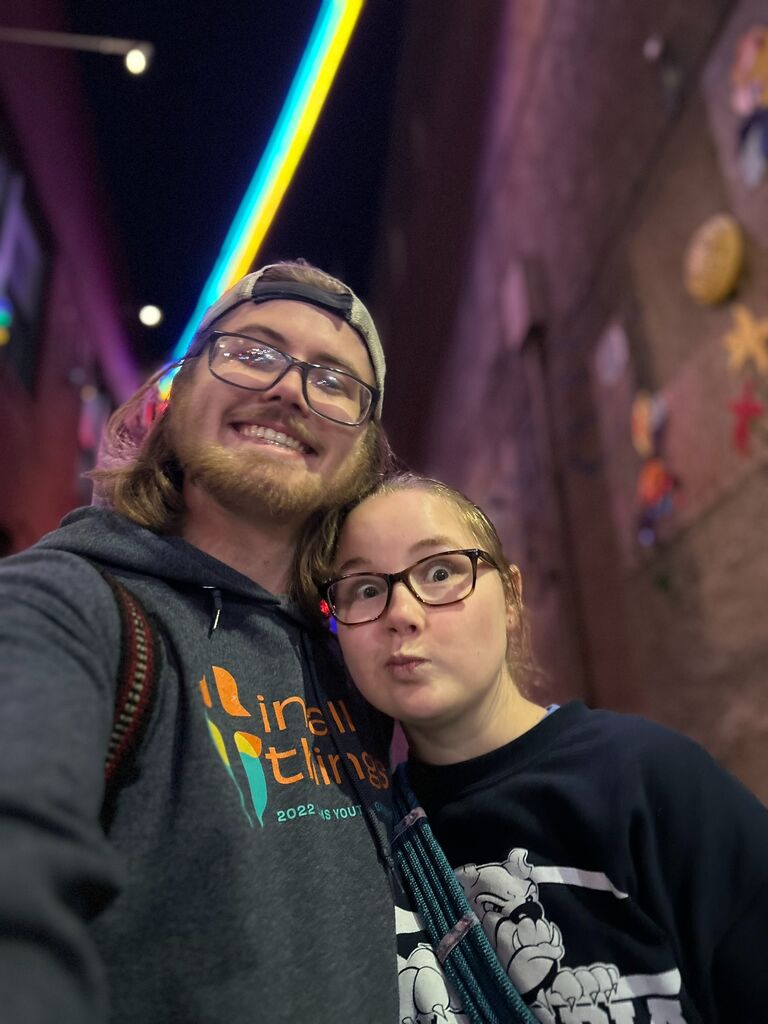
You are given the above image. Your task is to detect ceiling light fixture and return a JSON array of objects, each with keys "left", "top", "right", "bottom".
[
  {"left": 0, "top": 26, "right": 154, "bottom": 74},
  {"left": 139, "top": 305, "right": 163, "bottom": 327}
]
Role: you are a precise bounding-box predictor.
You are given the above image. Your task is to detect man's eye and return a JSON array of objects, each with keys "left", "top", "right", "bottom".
[
  {"left": 240, "top": 347, "right": 276, "bottom": 366},
  {"left": 312, "top": 371, "right": 352, "bottom": 395}
]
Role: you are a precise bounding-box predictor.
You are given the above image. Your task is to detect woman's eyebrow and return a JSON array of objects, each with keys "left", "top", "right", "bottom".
[
  {"left": 334, "top": 555, "right": 370, "bottom": 574},
  {"left": 334, "top": 536, "right": 465, "bottom": 575},
  {"left": 410, "top": 535, "right": 462, "bottom": 553}
]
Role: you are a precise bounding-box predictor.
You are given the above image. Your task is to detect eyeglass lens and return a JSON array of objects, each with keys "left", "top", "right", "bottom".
[
  {"left": 329, "top": 551, "right": 477, "bottom": 624},
  {"left": 209, "top": 334, "right": 372, "bottom": 424}
]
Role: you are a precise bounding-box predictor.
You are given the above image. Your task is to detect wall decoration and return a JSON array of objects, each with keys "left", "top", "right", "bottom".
[
  {"left": 721, "top": 303, "right": 768, "bottom": 374},
  {"left": 631, "top": 390, "right": 667, "bottom": 459},
  {"left": 631, "top": 391, "right": 682, "bottom": 547},
  {"left": 729, "top": 378, "right": 767, "bottom": 455},
  {"left": 702, "top": 12, "right": 768, "bottom": 248},
  {"left": 682, "top": 213, "right": 744, "bottom": 305},
  {"left": 0, "top": 128, "right": 50, "bottom": 391},
  {"left": 594, "top": 322, "right": 629, "bottom": 387},
  {"left": 642, "top": 35, "right": 685, "bottom": 113},
  {"left": 730, "top": 25, "right": 768, "bottom": 187},
  {"left": 636, "top": 457, "right": 681, "bottom": 548},
  {"left": 0, "top": 296, "right": 11, "bottom": 348}
]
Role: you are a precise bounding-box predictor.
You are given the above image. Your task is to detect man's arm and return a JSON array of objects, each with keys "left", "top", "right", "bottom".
[{"left": 0, "top": 550, "right": 125, "bottom": 1023}]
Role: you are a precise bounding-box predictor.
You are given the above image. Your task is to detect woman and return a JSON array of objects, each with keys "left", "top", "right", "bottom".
[{"left": 313, "top": 473, "right": 768, "bottom": 1024}]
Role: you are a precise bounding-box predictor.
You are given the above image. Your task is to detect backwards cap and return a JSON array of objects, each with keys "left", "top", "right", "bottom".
[{"left": 187, "top": 264, "right": 385, "bottom": 420}]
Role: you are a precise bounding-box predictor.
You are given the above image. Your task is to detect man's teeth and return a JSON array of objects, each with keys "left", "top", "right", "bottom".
[{"left": 237, "top": 424, "right": 309, "bottom": 453}]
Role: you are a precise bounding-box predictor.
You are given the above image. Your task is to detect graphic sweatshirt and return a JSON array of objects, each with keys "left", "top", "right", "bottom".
[
  {"left": 0, "top": 507, "right": 399, "bottom": 1023},
  {"left": 405, "top": 701, "right": 768, "bottom": 1024}
]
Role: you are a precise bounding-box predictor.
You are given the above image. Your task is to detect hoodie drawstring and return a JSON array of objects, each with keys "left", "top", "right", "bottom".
[{"left": 202, "top": 586, "right": 223, "bottom": 636}]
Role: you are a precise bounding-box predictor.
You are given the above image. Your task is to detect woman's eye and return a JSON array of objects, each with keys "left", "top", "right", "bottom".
[
  {"left": 427, "top": 565, "right": 452, "bottom": 583},
  {"left": 355, "top": 582, "right": 384, "bottom": 601}
]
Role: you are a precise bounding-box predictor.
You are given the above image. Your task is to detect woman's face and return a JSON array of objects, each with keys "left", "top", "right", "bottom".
[{"left": 331, "top": 489, "right": 514, "bottom": 732}]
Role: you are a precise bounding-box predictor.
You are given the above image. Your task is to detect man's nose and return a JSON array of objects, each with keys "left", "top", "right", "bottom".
[
  {"left": 385, "top": 581, "right": 425, "bottom": 632},
  {"left": 264, "top": 364, "right": 310, "bottom": 414}
]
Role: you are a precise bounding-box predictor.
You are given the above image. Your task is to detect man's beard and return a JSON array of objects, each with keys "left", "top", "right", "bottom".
[{"left": 171, "top": 426, "right": 375, "bottom": 524}]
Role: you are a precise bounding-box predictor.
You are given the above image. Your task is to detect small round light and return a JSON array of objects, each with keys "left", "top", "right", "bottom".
[
  {"left": 125, "top": 48, "right": 148, "bottom": 75},
  {"left": 139, "top": 304, "right": 163, "bottom": 327},
  {"left": 643, "top": 35, "right": 664, "bottom": 62}
]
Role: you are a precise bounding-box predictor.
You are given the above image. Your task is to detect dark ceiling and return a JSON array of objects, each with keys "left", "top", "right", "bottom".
[{"left": 65, "top": 0, "right": 406, "bottom": 373}]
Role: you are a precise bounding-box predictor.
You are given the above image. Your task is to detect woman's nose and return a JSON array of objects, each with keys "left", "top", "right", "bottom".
[{"left": 385, "top": 581, "right": 425, "bottom": 632}]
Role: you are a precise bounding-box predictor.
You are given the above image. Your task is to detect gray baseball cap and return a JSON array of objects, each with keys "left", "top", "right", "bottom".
[{"left": 188, "top": 264, "right": 385, "bottom": 421}]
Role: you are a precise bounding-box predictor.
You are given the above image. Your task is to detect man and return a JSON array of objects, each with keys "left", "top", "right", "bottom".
[{"left": 0, "top": 261, "right": 401, "bottom": 1022}]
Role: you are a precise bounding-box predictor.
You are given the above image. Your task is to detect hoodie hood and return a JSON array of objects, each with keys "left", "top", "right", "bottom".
[{"left": 37, "top": 506, "right": 305, "bottom": 622}]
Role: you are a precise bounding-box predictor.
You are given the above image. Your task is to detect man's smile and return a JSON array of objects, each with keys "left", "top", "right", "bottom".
[{"left": 230, "top": 422, "right": 316, "bottom": 455}]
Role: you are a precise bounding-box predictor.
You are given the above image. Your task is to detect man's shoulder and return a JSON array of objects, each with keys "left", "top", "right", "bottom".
[
  {"left": 0, "top": 509, "right": 152, "bottom": 628},
  {"left": 0, "top": 545, "right": 123, "bottom": 636},
  {"left": 1, "top": 541, "right": 103, "bottom": 586}
]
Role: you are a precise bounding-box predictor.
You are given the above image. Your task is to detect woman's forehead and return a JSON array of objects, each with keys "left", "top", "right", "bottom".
[{"left": 341, "top": 489, "right": 478, "bottom": 548}]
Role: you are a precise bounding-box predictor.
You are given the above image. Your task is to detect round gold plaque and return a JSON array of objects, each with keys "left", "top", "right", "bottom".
[{"left": 683, "top": 213, "right": 745, "bottom": 306}]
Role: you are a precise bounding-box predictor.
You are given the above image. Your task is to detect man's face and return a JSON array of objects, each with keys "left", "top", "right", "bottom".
[{"left": 168, "top": 298, "right": 377, "bottom": 525}]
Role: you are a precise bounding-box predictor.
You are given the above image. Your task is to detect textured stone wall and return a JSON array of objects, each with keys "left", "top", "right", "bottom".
[{"left": 373, "top": 0, "right": 768, "bottom": 800}]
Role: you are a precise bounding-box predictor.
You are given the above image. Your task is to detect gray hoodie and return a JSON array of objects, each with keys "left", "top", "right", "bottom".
[{"left": 0, "top": 507, "right": 399, "bottom": 1022}]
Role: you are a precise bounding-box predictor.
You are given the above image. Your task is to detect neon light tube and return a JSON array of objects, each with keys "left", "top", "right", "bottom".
[{"left": 165, "top": 0, "right": 364, "bottom": 387}]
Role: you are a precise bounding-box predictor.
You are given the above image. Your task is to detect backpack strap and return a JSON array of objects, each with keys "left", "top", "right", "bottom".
[
  {"left": 99, "top": 570, "right": 160, "bottom": 825},
  {"left": 392, "top": 764, "right": 538, "bottom": 1024}
]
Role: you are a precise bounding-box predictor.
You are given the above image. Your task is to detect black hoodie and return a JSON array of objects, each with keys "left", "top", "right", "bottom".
[{"left": 0, "top": 506, "right": 399, "bottom": 1022}]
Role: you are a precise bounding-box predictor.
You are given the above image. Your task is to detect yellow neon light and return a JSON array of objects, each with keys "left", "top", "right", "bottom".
[{"left": 226, "top": 1, "right": 363, "bottom": 283}]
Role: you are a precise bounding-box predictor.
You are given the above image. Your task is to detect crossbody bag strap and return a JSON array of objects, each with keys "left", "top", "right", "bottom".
[
  {"left": 98, "top": 570, "right": 160, "bottom": 825},
  {"left": 392, "top": 764, "right": 538, "bottom": 1024}
]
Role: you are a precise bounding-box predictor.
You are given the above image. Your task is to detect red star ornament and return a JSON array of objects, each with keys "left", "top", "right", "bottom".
[{"left": 729, "top": 379, "right": 766, "bottom": 455}]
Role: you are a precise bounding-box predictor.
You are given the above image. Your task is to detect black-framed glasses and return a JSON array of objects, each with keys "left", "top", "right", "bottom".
[
  {"left": 324, "top": 548, "right": 498, "bottom": 625},
  {"left": 206, "top": 331, "right": 379, "bottom": 426}
]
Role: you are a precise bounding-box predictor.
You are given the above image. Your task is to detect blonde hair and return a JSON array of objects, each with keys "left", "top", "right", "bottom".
[
  {"left": 90, "top": 260, "right": 390, "bottom": 536},
  {"left": 302, "top": 472, "right": 539, "bottom": 685}
]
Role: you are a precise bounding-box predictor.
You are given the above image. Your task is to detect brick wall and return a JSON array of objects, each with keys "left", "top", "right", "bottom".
[{"left": 372, "top": 0, "right": 768, "bottom": 799}]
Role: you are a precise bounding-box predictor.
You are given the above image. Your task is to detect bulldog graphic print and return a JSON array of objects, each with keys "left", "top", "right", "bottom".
[{"left": 455, "top": 848, "right": 689, "bottom": 1024}]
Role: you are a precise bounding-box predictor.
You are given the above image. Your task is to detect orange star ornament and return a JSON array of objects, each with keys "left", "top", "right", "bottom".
[{"left": 722, "top": 304, "right": 768, "bottom": 375}]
